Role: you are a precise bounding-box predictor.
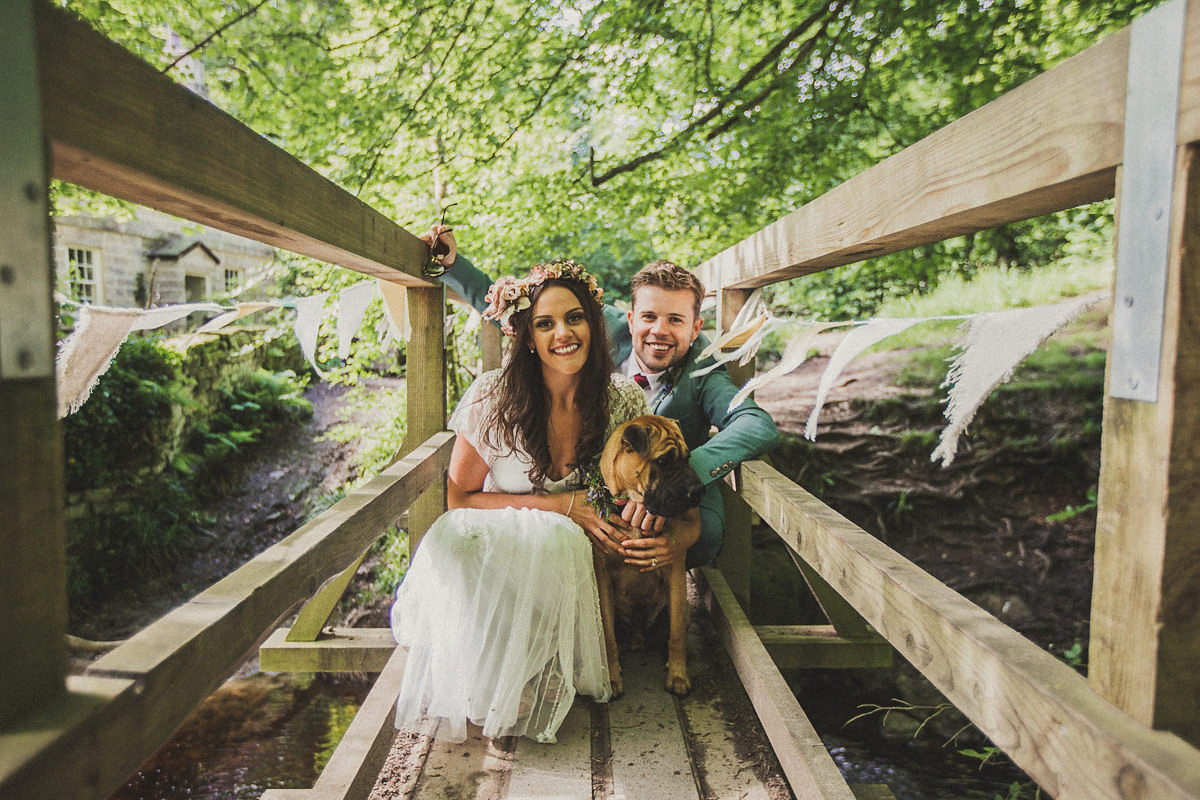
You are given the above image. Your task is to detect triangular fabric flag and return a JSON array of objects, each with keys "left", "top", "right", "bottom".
[
  {"left": 726, "top": 321, "right": 843, "bottom": 413},
  {"left": 804, "top": 317, "right": 929, "bottom": 440},
  {"left": 56, "top": 302, "right": 224, "bottom": 416},
  {"left": 132, "top": 302, "right": 224, "bottom": 331},
  {"left": 696, "top": 289, "right": 767, "bottom": 362},
  {"left": 293, "top": 293, "right": 330, "bottom": 377},
  {"left": 931, "top": 293, "right": 1104, "bottom": 466},
  {"left": 337, "top": 282, "right": 377, "bottom": 361},
  {"left": 56, "top": 307, "right": 142, "bottom": 418},
  {"left": 692, "top": 316, "right": 781, "bottom": 378},
  {"left": 195, "top": 302, "right": 278, "bottom": 334},
  {"left": 378, "top": 279, "right": 411, "bottom": 344},
  {"left": 462, "top": 307, "right": 482, "bottom": 337}
]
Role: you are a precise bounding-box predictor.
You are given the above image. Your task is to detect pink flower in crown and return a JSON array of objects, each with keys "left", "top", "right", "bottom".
[
  {"left": 483, "top": 259, "right": 605, "bottom": 337},
  {"left": 483, "top": 276, "right": 526, "bottom": 335}
]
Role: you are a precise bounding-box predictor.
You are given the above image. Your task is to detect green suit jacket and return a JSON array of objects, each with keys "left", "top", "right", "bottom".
[{"left": 440, "top": 255, "right": 780, "bottom": 492}]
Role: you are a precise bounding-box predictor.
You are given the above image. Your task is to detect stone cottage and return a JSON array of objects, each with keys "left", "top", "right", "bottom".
[{"left": 53, "top": 208, "right": 276, "bottom": 308}]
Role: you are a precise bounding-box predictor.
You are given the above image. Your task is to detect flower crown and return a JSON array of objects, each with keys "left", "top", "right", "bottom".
[{"left": 482, "top": 259, "right": 605, "bottom": 336}]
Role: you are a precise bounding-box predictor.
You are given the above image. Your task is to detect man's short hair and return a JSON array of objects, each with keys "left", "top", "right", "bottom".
[{"left": 630, "top": 260, "right": 705, "bottom": 318}]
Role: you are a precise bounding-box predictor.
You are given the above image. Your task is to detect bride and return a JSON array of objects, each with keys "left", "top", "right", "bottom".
[{"left": 391, "top": 260, "right": 647, "bottom": 743}]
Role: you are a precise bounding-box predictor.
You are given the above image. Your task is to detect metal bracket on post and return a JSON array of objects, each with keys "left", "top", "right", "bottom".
[
  {"left": 1110, "top": 0, "right": 1187, "bottom": 402},
  {"left": 0, "top": 0, "right": 55, "bottom": 380}
]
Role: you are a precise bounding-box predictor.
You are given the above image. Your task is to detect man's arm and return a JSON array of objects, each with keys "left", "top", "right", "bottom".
[
  {"left": 687, "top": 366, "right": 780, "bottom": 486},
  {"left": 438, "top": 253, "right": 494, "bottom": 314}
]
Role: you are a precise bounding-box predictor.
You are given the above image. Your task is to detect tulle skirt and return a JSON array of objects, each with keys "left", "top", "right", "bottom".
[{"left": 390, "top": 506, "right": 611, "bottom": 743}]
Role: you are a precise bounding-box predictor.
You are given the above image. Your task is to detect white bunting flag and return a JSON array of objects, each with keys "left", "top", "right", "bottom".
[
  {"left": 337, "top": 282, "right": 378, "bottom": 361},
  {"left": 930, "top": 293, "right": 1103, "bottom": 466},
  {"left": 804, "top": 317, "right": 927, "bottom": 440},
  {"left": 292, "top": 293, "right": 330, "bottom": 377}
]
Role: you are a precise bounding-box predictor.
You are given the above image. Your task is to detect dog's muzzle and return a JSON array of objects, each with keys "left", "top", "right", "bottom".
[{"left": 643, "top": 459, "right": 705, "bottom": 519}]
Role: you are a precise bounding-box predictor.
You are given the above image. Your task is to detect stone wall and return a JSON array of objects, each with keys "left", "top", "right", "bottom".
[{"left": 53, "top": 208, "right": 275, "bottom": 307}]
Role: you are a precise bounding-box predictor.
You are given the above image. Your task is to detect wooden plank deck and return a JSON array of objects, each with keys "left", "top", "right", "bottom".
[{"left": 359, "top": 592, "right": 893, "bottom": 800}]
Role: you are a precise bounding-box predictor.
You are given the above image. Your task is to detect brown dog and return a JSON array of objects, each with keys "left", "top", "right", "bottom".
[{"left": 594, "top": 415, "right": 704, "bottom": 697}]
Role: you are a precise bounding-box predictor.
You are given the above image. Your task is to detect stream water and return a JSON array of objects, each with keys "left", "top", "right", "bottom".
[{"left": 108, "top": 672, "right": 371, "bottom": 800}]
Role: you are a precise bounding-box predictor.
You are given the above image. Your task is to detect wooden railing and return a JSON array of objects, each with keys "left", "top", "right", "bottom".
[
  {"left": 4, "top": 1, "right": 1200, "bottom": 799},
  {"left": 693, "top": 0, "right": 1200, "bottom": 798},
  {"left": 1, "top": 2, "right": 449, "bottom": 799}
]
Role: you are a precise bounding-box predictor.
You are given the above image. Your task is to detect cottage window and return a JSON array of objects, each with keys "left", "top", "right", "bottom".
[
  {"left": 68, "top": 246, "right": 99, "bottom": 304},
  {"left": 224, "top": 268, "right": 242, "bottom": 292}
]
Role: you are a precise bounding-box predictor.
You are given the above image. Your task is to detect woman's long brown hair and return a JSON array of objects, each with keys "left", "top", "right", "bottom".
[{"left": 481, "top": 278, "right": 614, "bottom": 489}]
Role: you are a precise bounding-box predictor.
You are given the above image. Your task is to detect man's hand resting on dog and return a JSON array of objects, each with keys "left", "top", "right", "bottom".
[
  {"left": 566, "top": 492, "right": 637, "bottom": 556},
  {"left": 620, "top": 499, "right": 667, "bottom": 534},
  {"left": 619, "top": 507, "right": 701, "bottom": 572}
]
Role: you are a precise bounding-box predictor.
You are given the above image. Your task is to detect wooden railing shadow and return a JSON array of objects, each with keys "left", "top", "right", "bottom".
[{"left": 4, "top": 0, "right": 1200, "bottom": 799}]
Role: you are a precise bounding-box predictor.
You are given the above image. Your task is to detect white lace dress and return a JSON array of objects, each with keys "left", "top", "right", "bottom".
[{"left": 391, "top": 370, "right": 647, "bottom": 743}]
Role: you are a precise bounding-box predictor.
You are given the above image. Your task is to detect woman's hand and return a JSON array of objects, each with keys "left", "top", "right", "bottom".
[{"left": 566, "top": 491, "right": 634, "bottom": 556}]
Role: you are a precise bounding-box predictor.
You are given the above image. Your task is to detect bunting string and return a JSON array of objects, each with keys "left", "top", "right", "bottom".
[{"left": 54, "top": 284, "right": 1106, "bottom": 469}]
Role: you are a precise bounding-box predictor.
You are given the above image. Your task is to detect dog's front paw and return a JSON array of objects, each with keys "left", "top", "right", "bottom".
[{"left": 665, "top": 668, "right": 690, "bottom": 696}]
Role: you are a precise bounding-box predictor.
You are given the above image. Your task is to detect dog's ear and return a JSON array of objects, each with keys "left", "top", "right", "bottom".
[{"left": 621, "top": 423, "right": 652, "bottom": 456}]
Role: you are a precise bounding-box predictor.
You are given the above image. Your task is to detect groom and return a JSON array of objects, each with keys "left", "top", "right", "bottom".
[{"left": 430, "top": 229, "right": 779, "bottom": 569}]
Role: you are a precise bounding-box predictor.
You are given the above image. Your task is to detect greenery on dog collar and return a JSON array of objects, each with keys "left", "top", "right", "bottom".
[{"left": 582, "top": 463, "right": 623, "bottom": 520}]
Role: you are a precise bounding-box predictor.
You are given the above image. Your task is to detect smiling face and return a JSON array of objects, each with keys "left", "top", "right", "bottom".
[
  {"left": 627, "top": 286, "right": 704, "bottom": 372},
  {"left": 529, "top": 284, "right": 592, "bottom": 377}
]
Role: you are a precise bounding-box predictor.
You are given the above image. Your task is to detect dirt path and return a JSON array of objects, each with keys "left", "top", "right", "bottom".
[{"left": 754, "top": 344, "right": 1100, "bottom": 666}]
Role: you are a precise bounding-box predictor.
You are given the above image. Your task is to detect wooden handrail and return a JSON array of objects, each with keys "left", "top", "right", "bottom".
[
  {"left": 33, "top": 2, "right": 430, "bottom": 285},
  {"left": 0, "top": 431, "right": 454, "bottom": 800},
  {"left": 693, "top": 3, "right": 1200, "bottom": 291},
  {"left": 734, "top": 460, "right": 1200, "bottom": 800}
]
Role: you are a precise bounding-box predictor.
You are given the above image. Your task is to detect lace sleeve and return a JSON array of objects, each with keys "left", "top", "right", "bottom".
[
  {"left": 605, "top": 374, "right": 650, "bottom": 441},
  {"left": 448, "top": 370, "right": 503, "bottom": 461}
]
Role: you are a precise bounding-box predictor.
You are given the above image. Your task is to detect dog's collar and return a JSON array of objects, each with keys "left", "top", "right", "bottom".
[{"left": 582, "top": 463, "right": 625, "bottom": 520}]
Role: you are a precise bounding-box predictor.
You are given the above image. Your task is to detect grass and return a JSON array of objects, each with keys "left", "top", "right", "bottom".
[
  {"left": 874, "top": 257, "right": 1114, "bottom": 319},
  {"left": 792, "top": 256, "right": 1115, "bottom": 392}
]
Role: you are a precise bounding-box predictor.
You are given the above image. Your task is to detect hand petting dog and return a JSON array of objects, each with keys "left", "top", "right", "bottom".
[{"left": 618, "top": 505, "right": 698, "bottom": 572}]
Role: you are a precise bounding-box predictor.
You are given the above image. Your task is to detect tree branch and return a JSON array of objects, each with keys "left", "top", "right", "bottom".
[
  {"left": 354, "top": 0, "right": 479, "bottom": 193},
  {"left": 162, "top": 0, "right": 272, "bottom": 74},
  {"left": 588, "top": 0, "right": 851, "bottom": 187},
  {"left": 475, "top": 50, "right": 578, "bottom": 165}
]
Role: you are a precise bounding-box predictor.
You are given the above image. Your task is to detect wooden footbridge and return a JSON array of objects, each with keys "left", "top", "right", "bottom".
[{"left": 4, "top": 1, "right": 1200, "bottom": 798}]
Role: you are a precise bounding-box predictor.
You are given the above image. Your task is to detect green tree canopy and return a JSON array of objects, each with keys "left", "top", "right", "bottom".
[{"left": 61, "top": 0, "right": 1153, "bottom": 313}]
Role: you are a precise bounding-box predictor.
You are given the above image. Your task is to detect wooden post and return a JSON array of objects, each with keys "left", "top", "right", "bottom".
[
  {"left": 480, "top": 316, "right": 503, "bottom": 372},
  {"left": 0, "top": 0, "right": 67, "bottom": 729},
  {"left": 1090, "top": 143, "right": 1200, "bottom": 746},
  {"left": 712, "top": 287, "right": 755, "bottom": 609},
  {"left": 404, "top": 286, "right": 447, "bottom": 554}
]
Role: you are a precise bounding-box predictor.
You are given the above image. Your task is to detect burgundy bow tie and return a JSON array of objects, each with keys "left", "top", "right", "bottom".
[{"left": 633, "top": 373, "right": 650, "bottom": 389}]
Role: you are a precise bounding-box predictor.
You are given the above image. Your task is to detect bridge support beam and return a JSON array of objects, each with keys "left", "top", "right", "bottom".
[
  {"left": 404, "top": 285, "right": 447, "bottom": 554},
  {"left": 0, "top": 0, "right": 67, "bottom": 730},
  {"left": 1091, "top": 138, "right": 1200, "bottom": 745}
]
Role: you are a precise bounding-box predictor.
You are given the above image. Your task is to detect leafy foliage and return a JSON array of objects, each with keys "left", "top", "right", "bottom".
[
  {"left": 63, "top": 337, "right": 311, "bottom": 607},
  {"left": 183, "top": 368, "right": 312, "bottom": 471},
  {"left": 57, "top": 0, "right": 1153, "bottom": 311},
  {"left": 62, "top": 337, "right": 185, "bottom": 490}
]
